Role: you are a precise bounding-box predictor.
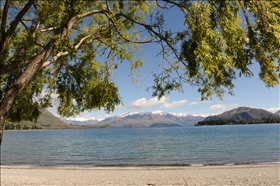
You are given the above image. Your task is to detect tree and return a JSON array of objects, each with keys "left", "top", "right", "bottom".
[
  {"left": 0, "top": 0, "right": 279, "bottom": 144},
  {"left": 16, "top": 123, "right": 21, "bottom": 130},
  {"left": 4, "top": 123, "right": 10, "bottom": 130}
]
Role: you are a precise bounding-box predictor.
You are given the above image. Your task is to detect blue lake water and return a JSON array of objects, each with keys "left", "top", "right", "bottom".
[{"left": 1, "top": 124, "right": 279, "bottom": 166}]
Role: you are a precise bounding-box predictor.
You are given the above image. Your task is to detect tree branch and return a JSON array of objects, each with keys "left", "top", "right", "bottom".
[
  {"left": 0, "top": 0, "right": 34, "bottom": 54},
  {"left": 102, "top": 10, "right": 159, "bottom": 44},
  {"left": 0, "top": 58, "right": 33, "bottom": 75},
  {"left": 1, "top": 0, "right": 10, "bottom": 40},
  {"left": 23, "top": 8, "right": 104, "bottom": 71},
  {"left": 41, "top": 34, "right": 100, "bottom": 68},
  {"left": 241, "top": 3, "right": 252, "bottom": 31},
  {"left": 32, "top": 21, "right": 40, "bottom": 38},
  {"left": 161, "top": 0, "right": 190, "bottom": 16},
  {"left": 40, "top": 27, "right": 58, "bottom": 32},
  {"left": 113, "top": 11, "right": 188, "bottom": 69},
  {"left": 156, "top": 0, "right": 175, "bottom": 10},
  {"left": 59, "top": 10, "right": 103, "bottom": 42},
  {"left": 20, "top": 20, "right": 29, "bottom": 30}
]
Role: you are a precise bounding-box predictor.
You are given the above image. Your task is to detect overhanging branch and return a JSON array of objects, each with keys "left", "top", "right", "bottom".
[
  {"left": 0, "top": 58, "right": 32, "bottom": 75},
  {"left": 40, "top": 27, "right": 58, "bottom": 32},
  {"left": 59, "top": 10, "right": 104, "bottom": 42},
  {"left": 98, "top": 10, "right": 158, "bottom": 44},
  {"left": 1, "top": 0, "right": 10, "bottom": 41},
  {"left": 41, "top": 34, "right": 101, "bottom": 68},
  {"left": 0, "top": 0, "right": 34, "bottom": 54}
]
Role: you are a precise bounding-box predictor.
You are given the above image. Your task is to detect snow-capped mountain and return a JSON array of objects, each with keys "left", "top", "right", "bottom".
[
  {"left": 61, "top": 118, "right": 99, "bottom": 125},
  {"left": 115, "top": 110, "right": 191, "bottom": 117},
  {"left": 61, "top": 111, "right": 206, "bottom": 127},
  {"left": 95, "top": 111, "right": 206, "bottom": 127}
]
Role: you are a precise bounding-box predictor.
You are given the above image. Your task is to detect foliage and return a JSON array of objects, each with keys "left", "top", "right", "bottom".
[
  {"left": 4, "top": 123, "right": 43, "bottom": 130},
  {"left": 22, "top": 125, "right": 30, "bottom": 130},
  {"left": 196, "top": 117, "right": 280, "bottom": 126},
  {"left": 5, "top": 123, "right": 14, "bottom": 130},
  {"left": 0, "top": 0, "right": 279, "bottom": 125}
]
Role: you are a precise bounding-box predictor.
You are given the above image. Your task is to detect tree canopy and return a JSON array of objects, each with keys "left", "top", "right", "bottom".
[{"left": 0, "top": 0, "right": 279, "bottom": 143}]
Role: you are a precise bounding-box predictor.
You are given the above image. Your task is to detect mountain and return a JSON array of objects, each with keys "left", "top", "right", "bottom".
[
  {"left": 204, "top": 107, "right": 279, "bottom": 121},
  {"left": 7, "top": 109, "right": 72, "bottom": 129},
  {"left": 275, "top": 110, "right": 280, "bottom": 116},
  {"left": 61, "top": 118, "right": 99, "bottom": 125},
  {"left": 197, "top": 107, "right": 280, "bottom": 126},
  {"left": 95, "top": 111, "right": 205, "bottom": 127}
]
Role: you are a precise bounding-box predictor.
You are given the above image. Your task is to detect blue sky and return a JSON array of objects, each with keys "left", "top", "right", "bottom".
[
  {"left": 48, "top": 4, "right": 279, "bottom": 120},
  {"left": 52, "top": 60, "right": 279, "bottom": 121},
  {"left": 63, "top": 53, "right": 278, "bottom": 121}
]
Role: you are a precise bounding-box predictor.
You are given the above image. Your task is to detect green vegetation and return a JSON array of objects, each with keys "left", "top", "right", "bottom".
[
  {"left": 196, "top": 118, "right": 280, "bottom": 126},
  {"left": 4, "top": 123, "right": 21, "bottom": 130},
  {"left": 5, "top": 123, "right": 42, "bottom": 130},
  {"left": 9, "top": 109, "right": 74, "bottom": 129},
  {"left": 41, "top": 124, "right": 51, "bottom": 127},
  {"left": 149, "top": 123, "right": 181, "bottom": 128},
  {"left": 1, "top": 1, "right": 279, "bottom": 143}
]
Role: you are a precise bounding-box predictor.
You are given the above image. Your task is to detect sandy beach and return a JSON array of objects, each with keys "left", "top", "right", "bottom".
[{"left": 1, "top": 164, "right": 279, "bottom": 186}]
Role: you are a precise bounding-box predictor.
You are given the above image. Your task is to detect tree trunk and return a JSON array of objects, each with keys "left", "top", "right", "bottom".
[{"left": 0, "top": 41, "right": 55, "bottom": 145}]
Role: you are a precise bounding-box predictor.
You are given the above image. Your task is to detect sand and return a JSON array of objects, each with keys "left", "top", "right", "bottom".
[{"left": 1, "top": 164, "right": 279, "bottom": 186}]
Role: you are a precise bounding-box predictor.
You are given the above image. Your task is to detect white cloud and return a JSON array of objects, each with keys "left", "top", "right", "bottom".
[
  {"left": 130, "top": 96, "right": 188, "bottom": 109},
  {"left": 130, "top": 96, "right": 168, "bottom": 109},
  {"left": 188, "top": 101, "right": 201, "bottom": 106},
  {"left": 162, "top": 100, "right": 187, "bottom": 108},
  {"left": 115, "top": 104, "right": 127, "bottom": 110},
  {"left": 188, "top": 101, "right": 210, "bottom": 106},
  {"left": 188, "top": 100, "right": 212, "bottom": 106},
  {"left": 209, "top": 104, "right": 228, "bottom": 110},
  {"left": 209, "top": 104, "right": 239, "bottom": 111},
  {"left": 266, "top": 107, "right": 280, "bottom": 113}
]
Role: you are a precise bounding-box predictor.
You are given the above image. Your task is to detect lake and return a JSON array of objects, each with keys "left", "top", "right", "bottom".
[{"left": 1, "top": 124, "right": 279, "bottom": 166}]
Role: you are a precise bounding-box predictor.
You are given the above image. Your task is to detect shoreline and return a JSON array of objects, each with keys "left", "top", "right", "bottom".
[
  {"left": 1, "top": 163, "right": 279, "bottom": 185},
  {"left": 1, "top": 162, "right": 279, "bottom": 170},
  {"left": 1, "top": 161, "right": 279, "bottom": 167}
]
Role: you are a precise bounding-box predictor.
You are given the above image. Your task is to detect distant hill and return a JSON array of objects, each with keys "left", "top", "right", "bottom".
[
  {"left": 149, "top": 123, "right": 182, "bottom": 128},
  {"left": 6, "top": 109, "right": 80, "bottom": 129},
  {"left": 275, "top": 110, "right": 280, "bottom": 116},
  {"left": 197, "top": 107, "right": 280, "bottom": 126},
  {"left": 96, "top": 111, "right": 205, "bottom": 127}
]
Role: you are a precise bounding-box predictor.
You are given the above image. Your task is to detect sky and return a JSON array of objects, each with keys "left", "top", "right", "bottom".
[
  {"left": 47, "top": 4, "right": 280, "bottom": 121},
  {"left": 54, "top": 59, "right": 278, "bottom": 121}
]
